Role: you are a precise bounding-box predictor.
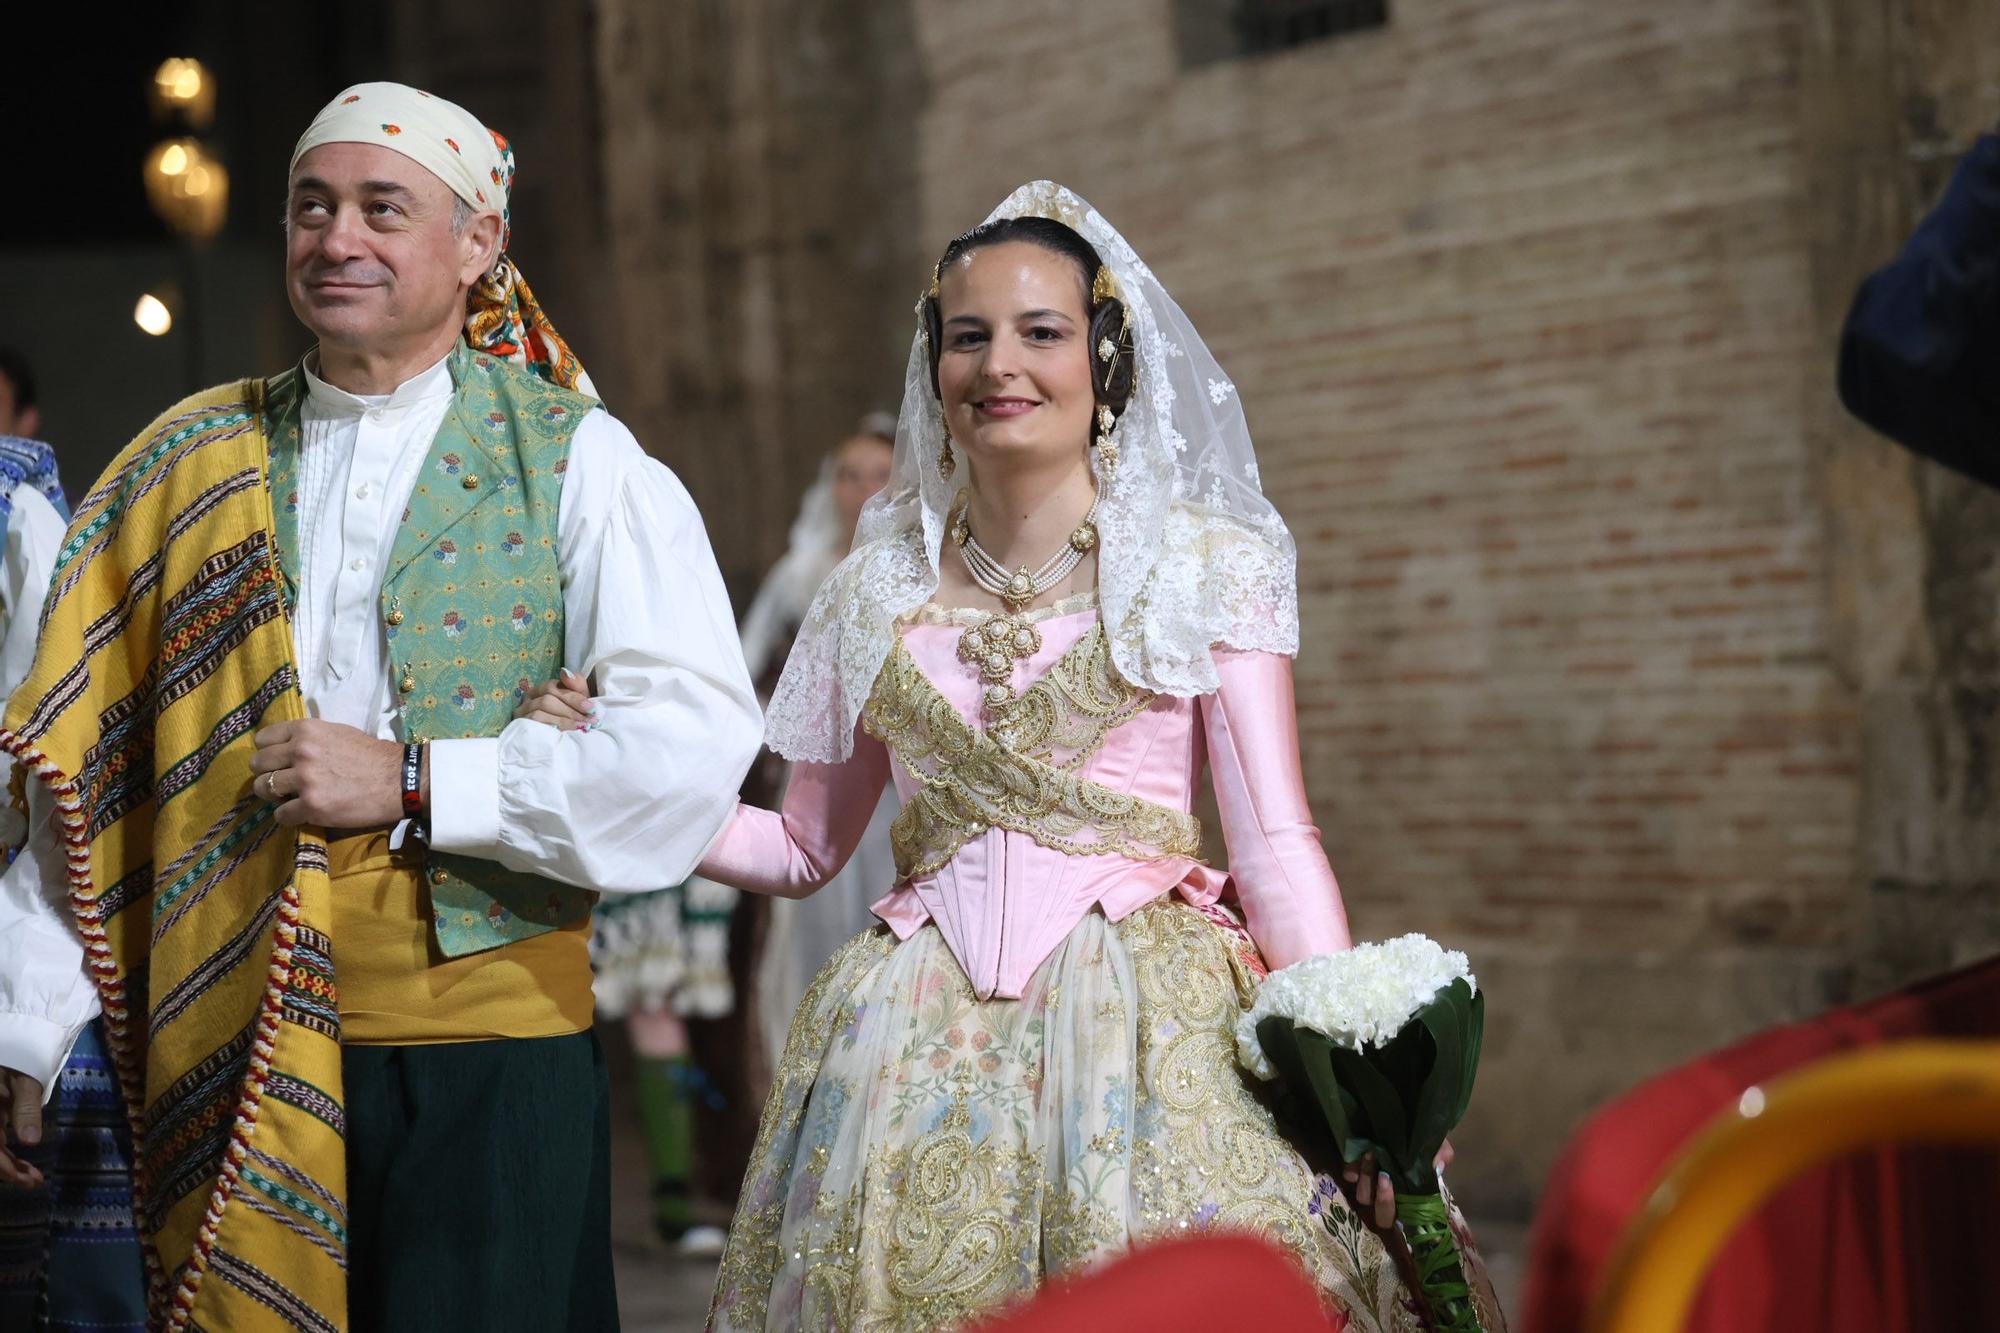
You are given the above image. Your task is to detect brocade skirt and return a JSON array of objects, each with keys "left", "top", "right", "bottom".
[{"left": 708, "top": 899, "right": 1501, "bottom": 1332}]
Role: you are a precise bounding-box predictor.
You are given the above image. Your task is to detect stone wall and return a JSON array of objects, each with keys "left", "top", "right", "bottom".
[
  {"left": 591, "top": 0, "right": 929, "bottom": 603},
  {"left": 588, "top": 0, "right": 1999, "bottom": 1214},
  {"left": 1804, "top": 0, "right": 2000, "bottom": 998}
]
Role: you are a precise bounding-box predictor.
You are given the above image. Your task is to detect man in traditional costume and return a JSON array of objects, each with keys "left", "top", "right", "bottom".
[{"left": 0, "top": 83, "right": 760, "bottom": 1331}]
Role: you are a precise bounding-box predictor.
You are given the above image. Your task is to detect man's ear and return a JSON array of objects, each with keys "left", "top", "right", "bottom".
[
  {"left": 15, "top": 407, "right": 39, "bottom": 440},
  {"left": 460, "top": 210, "right": 504, "bottom": 287}
]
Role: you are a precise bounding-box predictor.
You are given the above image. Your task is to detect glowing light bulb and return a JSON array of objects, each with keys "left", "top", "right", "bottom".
[
  {"left": 148, "top": 58, "right": 216, "bottom": 129},
  {"left": 159, "top": 143, "right": 189, "bottom": 176},
  {"left": 134, "top": 294, "right": 173, "bottom": 337}
]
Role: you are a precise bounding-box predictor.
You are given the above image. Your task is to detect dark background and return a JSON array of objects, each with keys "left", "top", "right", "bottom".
[{"left": 0, "top": 3, "right": 609, "bottom": 495}]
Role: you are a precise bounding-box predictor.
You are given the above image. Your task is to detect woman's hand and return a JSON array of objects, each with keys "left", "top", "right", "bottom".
[
  {"left": 1343, "top": 1151, "right": 1397, "bottom": 1230},
  {"left": 514, "top": 669, "right": 598, "bottom": 731},
  {"left": 1342, "top": 1141, "right": 1455, "bottom": 1232}
]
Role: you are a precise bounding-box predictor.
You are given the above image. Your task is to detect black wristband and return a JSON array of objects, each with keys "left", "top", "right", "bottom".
[{"left": 400, "top": 742, "right": 424, "bottom": 821}]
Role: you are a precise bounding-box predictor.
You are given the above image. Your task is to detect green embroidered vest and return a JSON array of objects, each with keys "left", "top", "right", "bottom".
[{"left": 263, "top": 342, "right": 599, "bottom": 958}]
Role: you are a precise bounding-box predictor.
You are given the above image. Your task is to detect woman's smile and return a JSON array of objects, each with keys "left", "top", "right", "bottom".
[{"left": 973, "top": 396, "right": 1040, "bottom": 418}]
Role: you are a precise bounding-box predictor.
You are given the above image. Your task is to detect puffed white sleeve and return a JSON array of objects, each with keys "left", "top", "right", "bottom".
[{"left": 425, "top": 407, "right": 763, "bottom": 892}]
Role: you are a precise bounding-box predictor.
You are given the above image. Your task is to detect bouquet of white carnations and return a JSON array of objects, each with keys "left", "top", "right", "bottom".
[{"left": 1236, "top": 934, "right": 1488, "bottom": 1333}]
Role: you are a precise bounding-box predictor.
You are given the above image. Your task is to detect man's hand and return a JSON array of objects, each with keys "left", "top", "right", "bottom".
[
  {"left": 250, "top": 720, "right": 410, "bottom": 830},
  {"left": 0, "top": 1068, "right": 46, "bottom": 1189}
]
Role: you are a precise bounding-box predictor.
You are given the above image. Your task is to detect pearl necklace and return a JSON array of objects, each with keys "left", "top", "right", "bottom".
[{"left": 949, "top": 492, "right": 1099, "bottom": 711}]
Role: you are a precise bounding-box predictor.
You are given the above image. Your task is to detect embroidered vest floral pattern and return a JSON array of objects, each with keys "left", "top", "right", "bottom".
[{"left": 263, "top": 341, "right": 597, "bottom": 957}]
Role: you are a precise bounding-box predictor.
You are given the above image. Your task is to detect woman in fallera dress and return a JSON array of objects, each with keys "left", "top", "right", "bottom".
[{"left": 527, "top": 182, "right": 1501, "bottom": 1330}]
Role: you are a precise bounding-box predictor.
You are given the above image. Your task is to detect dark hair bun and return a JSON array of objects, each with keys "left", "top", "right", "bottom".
[{"left": 1089, "top": 296, "right": 1136, "bottom": 416}]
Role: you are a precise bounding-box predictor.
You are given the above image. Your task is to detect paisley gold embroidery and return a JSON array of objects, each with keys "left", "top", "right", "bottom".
[
  {"left": 862, "top": 622, "right": 1202, "bottom": 877},
  {"left": 708, "top": 905, "right": 1452, "bottom": 1331},
  {"left": 878, "top": 1090, "right": 1041, "bottom": 1323},
  {"left": 705, "top": 905, "right": 1494, "bottom": 1332}
]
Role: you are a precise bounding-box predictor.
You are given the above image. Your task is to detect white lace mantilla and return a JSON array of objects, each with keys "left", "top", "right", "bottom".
[{"left": 764, "top": 181, "right": 1300, "bottom": 762}]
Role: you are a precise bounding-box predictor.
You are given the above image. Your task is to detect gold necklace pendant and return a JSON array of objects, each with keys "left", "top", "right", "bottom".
[
  {"left": 1002, "top": 566, "right": 1036, "bottom": 611},
  {"left": 957, "top": 611, "right": 1043, "bottom": 711}
]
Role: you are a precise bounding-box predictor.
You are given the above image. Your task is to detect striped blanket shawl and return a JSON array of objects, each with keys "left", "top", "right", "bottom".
[{"left": 2, "top": 383, "right": 346, "bottom": 1331}]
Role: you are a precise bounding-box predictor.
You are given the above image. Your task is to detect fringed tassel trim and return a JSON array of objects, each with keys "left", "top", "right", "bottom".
[
  {"left": 167, "top": 874, "right": 304, "bottom": 1331},
  {"left": 0, "top": 728, "right": 168, "bottom": 1315}
]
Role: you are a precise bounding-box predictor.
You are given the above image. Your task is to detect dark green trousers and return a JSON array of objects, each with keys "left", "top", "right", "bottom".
[{"left": 344, "top": 1031, "right": 618, "bottom": 1332}]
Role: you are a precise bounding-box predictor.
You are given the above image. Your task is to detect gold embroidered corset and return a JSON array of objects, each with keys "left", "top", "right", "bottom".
[{"left": 861, "top": 618, "right": 1204, "bottom": 879}]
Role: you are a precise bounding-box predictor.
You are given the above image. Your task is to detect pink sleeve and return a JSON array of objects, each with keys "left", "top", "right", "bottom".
[
  {"left": 1200, "top": 649, "right": 1353, "bottom": 968},
  {"left": 696, "top": 729, "right": 895, "bottom": 899}
]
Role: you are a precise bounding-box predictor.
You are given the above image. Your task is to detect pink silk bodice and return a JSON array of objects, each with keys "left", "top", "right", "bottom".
[{"left": 699, "top": 604, "right": 1352, "bottom": 1000}]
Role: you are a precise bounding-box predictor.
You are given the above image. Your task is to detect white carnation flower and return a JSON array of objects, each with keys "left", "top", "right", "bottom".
[{"left": 1235, "top": 934, "right": 1476, "bottom": 1081}]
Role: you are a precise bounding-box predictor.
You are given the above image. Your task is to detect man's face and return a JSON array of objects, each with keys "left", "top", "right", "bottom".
[
  {"left": 0, "top": 374, "right": 37, "bottom": 439},
  {"left": 284, "top": 142, "right": 496, "bottom": 355}
]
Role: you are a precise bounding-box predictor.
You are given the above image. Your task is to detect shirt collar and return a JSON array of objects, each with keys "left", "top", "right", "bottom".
[{"left": 302, "top": 347, "right": 456, "bottom": 419}]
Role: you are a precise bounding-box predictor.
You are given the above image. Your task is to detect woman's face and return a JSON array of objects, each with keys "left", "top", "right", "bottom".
[
  {"left": 831, "top": 433, "right": 894, "bottom": 535},
  {"left": 935, "top": 241, "right": 1095, "bottom": 479}
]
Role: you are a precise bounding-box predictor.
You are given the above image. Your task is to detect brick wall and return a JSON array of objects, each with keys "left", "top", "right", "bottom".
[{"left": 591, "top": 0, "right": 2000, "bottom": 1213}]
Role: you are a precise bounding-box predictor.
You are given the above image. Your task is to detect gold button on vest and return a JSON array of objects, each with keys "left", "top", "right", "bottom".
[{"left": 461, "top": 474, "right": 480, "bottom": 490}]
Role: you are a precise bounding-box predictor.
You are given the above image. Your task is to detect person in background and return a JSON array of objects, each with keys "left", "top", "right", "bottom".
[
  {"left": 578, "top": 414, "right": 897, "bottom": 1258},
  {"left": 0, "top": 428, "right": 147, "bottom": 1333},
  {"left": 1839, "top": 129, "right": 2000, "bottom": 486},
  {"left": 0, "top": 348, "right": 43, "bottom": 441},
  {"left": 746, "top": 416, "right": 898, "bottom": 1066}
]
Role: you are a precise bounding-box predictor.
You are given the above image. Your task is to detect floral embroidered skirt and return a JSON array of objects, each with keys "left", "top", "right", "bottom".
[{"left": 708, "top": 900, "right": 1502, "bottom": 1331}]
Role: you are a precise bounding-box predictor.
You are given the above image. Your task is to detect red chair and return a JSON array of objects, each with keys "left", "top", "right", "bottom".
[
  {"left": 970, "top": 1234, "right": 1345, "bottom": 1333},
  {"left": 1520, "top": 955, "right": 2000, "bottom": 1333},
  {"left": 1583, "top": 1041, "right": 2000, "bottom": 1333}
]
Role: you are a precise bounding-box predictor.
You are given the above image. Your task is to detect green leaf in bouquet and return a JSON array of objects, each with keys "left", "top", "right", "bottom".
[
  {"left": 1255, "top": 1017, "right": 1340, "bottom": 1165},
  {"left": 1367, "top": 1019, "right": 1441, "bottom": 1192},
  {"left": 1372, "top": 1013, "right": 1435, "bottom": 1108},
  {"left": 1405, "top": 983, "right": 1469, "bottom": 1194},
  {"left": 1327, "top": 1044, "right": 1411, "bottom": 1170},
  {"left": 1293, "top": 1024, "right": 1386, "bottom": 1164},
  {"left": 1396, "top": 1192, "right": 1488, "bottom": 1333},
  {"left": 1257, "top": 1019, "right": 1387, "bottom": 1167},
  {"left": 1458, "top": 982, "right": 1484, "bottom": 1120}
]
